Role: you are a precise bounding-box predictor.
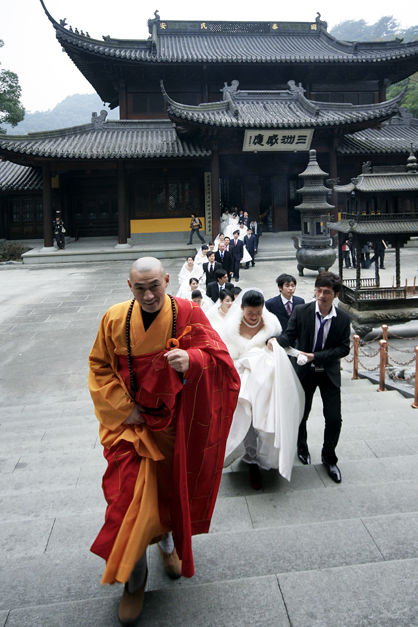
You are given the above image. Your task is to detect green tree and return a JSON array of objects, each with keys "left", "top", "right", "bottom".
[
  {"left": 0, "top": 39, "right": 25, "bottom": 133},
  {"left": 387, "top": 73, "right": 418, "bottom": 118}
]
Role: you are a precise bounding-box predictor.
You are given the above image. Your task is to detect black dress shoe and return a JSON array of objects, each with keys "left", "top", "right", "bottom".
[
  {"left": 322, "top": 459, "right": 341, "bottom": 483},
  {"left": 297, "top": 449, "right": 311, "bottom": 465}
]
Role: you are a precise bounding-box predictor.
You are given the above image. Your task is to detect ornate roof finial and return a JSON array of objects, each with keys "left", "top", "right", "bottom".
[
  {"left": 406, "top": 144, "right": 417, "bottom": 173},
  {"left": 59, "top": 18, "right": 67, "bottom": 27}
]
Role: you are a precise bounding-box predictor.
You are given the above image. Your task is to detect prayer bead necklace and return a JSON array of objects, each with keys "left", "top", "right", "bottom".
[{"left": 125, "top": 296, "right": 177, "bottom": 399}]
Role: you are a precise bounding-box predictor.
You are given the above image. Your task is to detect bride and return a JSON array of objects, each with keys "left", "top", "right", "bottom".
[{"left": 218, "top": 288, "right": 304, "bottom": 488}]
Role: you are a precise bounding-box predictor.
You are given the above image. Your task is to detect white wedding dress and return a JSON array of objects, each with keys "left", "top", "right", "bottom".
[{"left": 219, "top": 301, "right": 304, "bottom": 481}]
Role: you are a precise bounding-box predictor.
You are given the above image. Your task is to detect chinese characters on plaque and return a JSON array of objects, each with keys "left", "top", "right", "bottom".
[{"left": 242, "top": 129, "right": 314, "bottom": 152}]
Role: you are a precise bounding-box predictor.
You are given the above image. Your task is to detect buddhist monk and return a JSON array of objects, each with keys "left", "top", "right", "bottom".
[{"left": 88, "top": 257, "right": 240, "bottom": 624}]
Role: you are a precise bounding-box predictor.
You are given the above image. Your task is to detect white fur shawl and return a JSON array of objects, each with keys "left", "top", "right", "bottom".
[{"left": 220, "top": 306, "right": 282, "bottom": 361}]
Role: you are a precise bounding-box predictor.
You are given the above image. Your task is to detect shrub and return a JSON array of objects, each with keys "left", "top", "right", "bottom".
[{"left": 0, "top": 241, "right": 30, "bottom": 261}]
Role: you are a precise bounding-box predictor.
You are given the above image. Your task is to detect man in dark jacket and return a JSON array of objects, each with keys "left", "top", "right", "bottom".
[
  {"left": 215, "top": 241, "right": 233, "bottom": 279},
  {"left": 206, "top": 268, "right": 229, "bottom": 302},
  {"left": 230, "top": 230, "right": 244, "bottom": 282},
  {"left": 275, "top": 272, "right": 350, "bottom": 483},
  {"left": 266, "top": 273, "right": 305, "bottom": 332},
  {"left": 202, "top": 252, "right": 222, "bottom": 285},
  {"left": 243, "top": 228, "right": 257, "bottom": 268}
]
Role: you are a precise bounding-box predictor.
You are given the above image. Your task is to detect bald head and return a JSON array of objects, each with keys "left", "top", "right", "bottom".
[
  {"left": 129, "top": 257, "right": 165, "bottom": 281},
  {"left": 128, "top": 257, "right": 169, "bottom": 313}
]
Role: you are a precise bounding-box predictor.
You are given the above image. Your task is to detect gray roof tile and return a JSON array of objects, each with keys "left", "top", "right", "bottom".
[
  {"left": 338, "top": 116, "right": 418, "bottom": 155},
  {"left": 0, "top": 161, "right": 42, "bottom": 191},
  {"left": 163, "top": 82, "right": 403, "bottom": 129},
  {"left": 46, "top": 13, "right": 418, "bottom": 65},
  {"left": 0, "top": 120, "right": 210, "bottom": 161},
  {"left": 335, "top": 172, "right": 418, "bottom": 193}
]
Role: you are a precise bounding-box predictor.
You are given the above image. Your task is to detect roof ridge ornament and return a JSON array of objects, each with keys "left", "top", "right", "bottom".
[
  {"left": 406, "top": 145, "right": 417, "bottom": 174},
  {"left": 91, "top": 110, "right": 108, "bottom": 128}
]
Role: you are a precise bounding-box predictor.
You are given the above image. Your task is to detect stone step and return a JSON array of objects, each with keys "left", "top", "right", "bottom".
[
  {"left": 1, "top": 508, "right": 417, "bottom": 613},
  {"left": 4, "top": 558, "right": 417, "bottom": 627},
  {"left": 5, "top": 558, "right": 418, "bottom": 627}
]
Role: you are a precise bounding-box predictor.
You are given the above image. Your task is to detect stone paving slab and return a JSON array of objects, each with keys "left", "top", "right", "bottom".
[
  {"left": 278, "top": 558, "right": 418, "bottom": 627},
  {"left": 365, "top": 436, "right": 418, "bottom": 457},
  {"left": 0, "top": 518, "right": 54, "bottom": 561},
  {"left": 362, "top": 512, "right": 418, "bottom": 560},
  {"left": 4, "top": 575, "right": 289, "bottom": 627},
  {"left": 0, "top": 484, "right": 104, "bottom": 523},
  {"left": 0, "top": 611, "right": 8, "bottom": 627},
  {"left": 245, "top": 480, "right": 418, "bottom": 528},
  {"left": 147, "top": 518, "right": 383, "bottom": 591},
  {"left": 0, "top": 553, "right": 115, "bottom": 613}
]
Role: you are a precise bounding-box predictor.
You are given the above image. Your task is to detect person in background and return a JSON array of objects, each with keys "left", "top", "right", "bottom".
[
  {"left": 244, "top": 228, "right": 257, "bottom": 269},
  {"left": 266, "top": 273, "right": 305, "bottom": 332},
  {"left": 53, "top": 211, "right": 66, "bottom": 249},
  {"left": 275, "top": 272, "right": 350, "bottom": 484},
  {"left": 187, "top": 213, "right": 205, "bottom": 245}
]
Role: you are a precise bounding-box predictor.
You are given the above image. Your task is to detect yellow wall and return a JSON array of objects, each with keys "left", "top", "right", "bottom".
[{"left": 130, "top": 218, "right": 205, "bottom": 234}]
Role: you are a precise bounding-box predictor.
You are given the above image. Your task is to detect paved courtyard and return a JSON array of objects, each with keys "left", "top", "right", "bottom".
[{"left": 0, "top": 242, "right": 417, "bottom": 625}]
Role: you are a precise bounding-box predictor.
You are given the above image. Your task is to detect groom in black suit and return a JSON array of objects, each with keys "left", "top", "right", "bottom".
[
  {"left": 276, "top": 272, "right": 350, "bottom": 483},
  {"left": 266, "top": 273, "right": 305, "bottom": 332}
]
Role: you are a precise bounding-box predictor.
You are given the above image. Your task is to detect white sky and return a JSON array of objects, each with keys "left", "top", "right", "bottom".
[{"left": 1, "top": 0, "right": 417, "bottom": 112}]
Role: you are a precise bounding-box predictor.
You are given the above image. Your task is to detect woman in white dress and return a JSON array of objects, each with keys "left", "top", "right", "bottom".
[
  {"left": 177, "top": 255, "right": 195, "bottom": 288},
  {"left": 177, "top": 276, "right": 200, "bottom": 299},
  {"left": 224, "top": 212, "right": 239, "bottom": 239},
  {"left": 206, "top": 289, "right": 234, "bottom": 334},
  {"left": 218, "top": 289, "right": 304, "bottom": 489}
]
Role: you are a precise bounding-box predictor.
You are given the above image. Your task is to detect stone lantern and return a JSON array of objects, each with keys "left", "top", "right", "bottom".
[{"left": 293, "top": 149, "right": 337, "bottom": 275}]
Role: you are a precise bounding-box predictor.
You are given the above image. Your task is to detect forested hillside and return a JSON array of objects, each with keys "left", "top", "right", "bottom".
[
  {"left": 330, "top": 16, "right": 418, "bottom": 117},
  {"left": 3, "top": 93, "right": 119, "bottom": 135}
]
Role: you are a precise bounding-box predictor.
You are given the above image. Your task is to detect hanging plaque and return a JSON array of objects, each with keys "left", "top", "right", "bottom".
[{"left": 242, "top": 129, "right": 314, "bottom": 152}]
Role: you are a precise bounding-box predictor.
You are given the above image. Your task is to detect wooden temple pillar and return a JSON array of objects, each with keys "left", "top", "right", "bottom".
[
  {"left": 328, "top": 139, "right": 339, "bottom": 218},
  {"left": 271, "top": 169, "right": 288, "bottom": 231},
  {"left": 210, "top": 148, "right": 220, "bottom": 236},
  {"left": 42, "top": 165, "right": 54, "bottom": 250},
  {"left": 116, "top": 163, "right": 130, "bottom": 247},
  {"left": 338, "top": 232, "right": 344, "bottom": 279},
  {"left": 395, "top": 243, "right": 401, "bottom": 288}
]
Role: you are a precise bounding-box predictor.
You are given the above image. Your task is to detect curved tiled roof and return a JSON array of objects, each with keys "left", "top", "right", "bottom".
[
  {"left": 0, "top": 120, "right": 210, "bottom": 161},
  {"left": 338, "top": 120, "right": 418, "bottom": 155},
  {"left": 330, "top": 216, "right": 418, "bottom": 234},
  {"left": 163, "top": 82, "right": 404, "bottom": 129},
  {"left": 335, "top": 172, "right": 418, "bottom": 193},
  {"left": 0, "top": 161, "right": 42, "bottom": 191},
  {"left": 39, "top": 3, "right": 418, "bottom": 66}
]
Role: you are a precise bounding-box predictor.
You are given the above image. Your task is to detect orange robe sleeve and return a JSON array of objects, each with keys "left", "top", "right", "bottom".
[{"left": 88, "top": 303, "right": 135, "bottom": 431}]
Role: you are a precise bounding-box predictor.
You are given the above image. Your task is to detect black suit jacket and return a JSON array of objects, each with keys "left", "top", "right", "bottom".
[
  {"left": 202, "top": 261, "right": 222, "bottom": 284},
  {"left": 265, "top": 295, "right": 305, "bottom": 332},
  {"left": 231, "top": 239, "right": 244, "bottom": 261},
  {"left": 215, "top": 250, "right": 232, "bottom": 275},
  {"left": 277, "top": 301, "right": 350, "bottom": 387},
  {"left": 206, "top": 281, "right": 223, "bottom": 302},
  {"left": 244, "top": 234, "right": 257, "bottom": 257}
]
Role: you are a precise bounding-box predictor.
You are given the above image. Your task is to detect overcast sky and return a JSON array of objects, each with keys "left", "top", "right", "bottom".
[{"left": 1, "top": 0, "right": 416, "bottom": 113}]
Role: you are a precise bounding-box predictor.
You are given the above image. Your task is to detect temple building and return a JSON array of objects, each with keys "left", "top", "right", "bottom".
[{"left": 0, "top": 4, "right": 417, "bottom": 245}]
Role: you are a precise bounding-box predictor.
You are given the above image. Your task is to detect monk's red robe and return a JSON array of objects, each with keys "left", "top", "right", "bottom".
[{"left": 89, "top": 296, "right": 240, "bottom": 583}]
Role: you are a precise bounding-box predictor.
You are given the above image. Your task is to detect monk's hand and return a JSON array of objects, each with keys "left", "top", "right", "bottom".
[
  {"left": 267, "top": 338, "right": 277, "bottom": 351},
  {"left": 123, "top": 404, "right": 145, "bottom": 425},
  {"left": 165, "top": 348, "right": 190, "bottom": 373}
]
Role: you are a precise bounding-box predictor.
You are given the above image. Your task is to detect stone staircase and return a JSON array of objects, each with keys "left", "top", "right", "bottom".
[{"left": 1, "top": 375, "right": 417, "bottom": 626}]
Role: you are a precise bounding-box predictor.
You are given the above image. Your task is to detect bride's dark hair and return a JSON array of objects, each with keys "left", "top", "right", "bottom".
[{"left": 241, "top": 290, "right": 264, "bottom": 308}]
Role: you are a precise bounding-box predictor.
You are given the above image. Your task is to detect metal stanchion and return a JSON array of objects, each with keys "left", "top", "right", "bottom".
[
  {"left": 382, "top": 324, "right": 389, "bottom": 366},
  {"left": 412, "top": 346, "right": 418, "bottom": 409},
  {"left": 377, "top": 339, "right": 387, "bottom": 392},
  {"left": 352, "top": 334, "right": 360, "bottom": 380}
]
